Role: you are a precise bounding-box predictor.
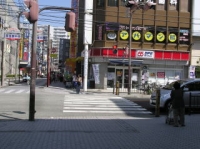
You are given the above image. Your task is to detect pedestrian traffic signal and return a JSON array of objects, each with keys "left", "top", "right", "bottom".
[
  {"left": 23, "top": 0, "right": 39, "bottom": 23},
  {"left": 65, "top": 12, "right": 75, "bottom": 32},
  {"left": 112, "top": 45, "right": 118, "bottom": 54}
]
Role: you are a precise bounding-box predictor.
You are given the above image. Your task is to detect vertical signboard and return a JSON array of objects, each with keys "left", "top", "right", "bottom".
[{"left": 70, "top": 0, "right": 79, "bottom": 58}]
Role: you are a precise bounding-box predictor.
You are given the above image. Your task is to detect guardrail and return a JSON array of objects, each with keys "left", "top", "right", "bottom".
[
  {"left": 113, "top": 82, "right": 159, "bottom": 95},
  {"left": 189, "top": 93, "right": 200, "bottom": 115}
]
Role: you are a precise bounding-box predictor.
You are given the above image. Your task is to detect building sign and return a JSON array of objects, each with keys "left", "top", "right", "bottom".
[
  {"left": 168, "top": 33, "right": 177, "bottom": 43},
  {"left": 120, "top": 30, "right": 128, "bottom": 40},
  {"left": 157, "top": 32, "right": 165, "bottom": 42},
  {"left": 136, "top": 50, "right": 155, "bottom": 59},
  {"left": 144, "top": 31, "right": 153, "bottom": 41},
  {"left": 157, "top": 72, "right": 165, "bottom": 78},
  {"left": 107, "top": 32, "right": 117, "bottom": 40},
  {"left": 132, "top": 31, "right": 141, "bottom": 40},
  {"left": 179, "top": 29, "right": 189, "bottom": 44}
]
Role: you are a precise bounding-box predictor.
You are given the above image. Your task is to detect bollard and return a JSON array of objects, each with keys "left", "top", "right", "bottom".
[
  {"left": 155, "top": 88, "right": 160, "bottom": 117},
  {"left": 116, "top": 81, "right": 119, "bottom": 95}
]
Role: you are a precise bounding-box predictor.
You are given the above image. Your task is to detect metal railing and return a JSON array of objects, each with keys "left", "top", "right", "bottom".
[{"left": 113, "top": 82, "right": 160, "bottom": 95}]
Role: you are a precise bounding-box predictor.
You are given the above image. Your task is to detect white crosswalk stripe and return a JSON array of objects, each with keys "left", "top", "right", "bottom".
[
  {"left": 0, "top": 89, "right": 29, "bottom": 94},
  {"left": 63, "top": 95, "right": 152, "bottom": 115}
]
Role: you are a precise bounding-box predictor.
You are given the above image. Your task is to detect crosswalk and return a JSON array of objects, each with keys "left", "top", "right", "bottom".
[
  {"left": 0, "top": 88, "right": 30, "bottom": 94},
  {"left": 63, "top": 94, "right": 152, "bottom": 116}
]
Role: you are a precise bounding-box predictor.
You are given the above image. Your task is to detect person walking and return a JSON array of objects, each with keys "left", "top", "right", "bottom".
[
  {"left": 76, "top": 74, "right": 82, "bottom": 94},
  {"left": 170, "top": 81, "right": 185, "bottom": 127}
]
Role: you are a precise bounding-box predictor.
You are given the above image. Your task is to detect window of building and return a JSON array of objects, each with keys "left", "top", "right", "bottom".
[
  {"left": 180, "top": 0, "right": 190, "bottom": 12},
  {"left": 108, "top": 0, "right": 118, "bottom": 7},
  {"left": 97, "top": 0, "right": 104, "bottom": 7},
  {"left": 120, "top": 0, "right": 128, "bottom": 6}
]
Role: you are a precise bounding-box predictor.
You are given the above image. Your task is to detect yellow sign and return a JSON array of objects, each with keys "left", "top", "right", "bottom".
[
  {"left": 50, "top": 54, "right": 58, "bottom": 58},
  {"left": 120, "top": 30, "right": 129, "bottom": 40},
  {"left": 132, "top": 31, "right": 141, "bottom": 40},
  {"left": 169, "top": 33, "right": 177, "bottom": 42},
  {"left": 157, "top": 32, "right": 165, "bottom": 42},
  {"left": 145, "top": 32, "right": 153, "bottom": 41}
]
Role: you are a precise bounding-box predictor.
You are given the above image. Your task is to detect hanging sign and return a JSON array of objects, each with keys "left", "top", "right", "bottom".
[
  {"left": 145, "top": 31, "right": 153, "bottom": 41},
  {"left": 157, "top": 32, "right": 165, "bottom": 42},
  {"left": 120, "top": 30, "right": 129, "bottom": 40},
  {"left": 169, "top": 33, "right": 177, "bottom": 42},
  {"left": 132, "top": 31, "right": 141, "bottom": 40}
]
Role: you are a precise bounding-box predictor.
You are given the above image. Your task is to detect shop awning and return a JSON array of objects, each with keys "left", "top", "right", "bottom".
[
  {"left": 109, "top": 59, "right": 143, "bottom": 65},
  {"left": 66, "top": 57, "right": 84, "bottom": 62}
]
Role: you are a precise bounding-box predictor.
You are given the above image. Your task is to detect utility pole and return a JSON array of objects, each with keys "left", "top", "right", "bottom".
[
  {"left": 47, "top": 25, "right": 51, "bottom": 87},
  {"left": 83, "top": 0, "right": 93, "bottom": 92},
  {"left": 1, "top": 0, "right": 8, "bottom": 86}
]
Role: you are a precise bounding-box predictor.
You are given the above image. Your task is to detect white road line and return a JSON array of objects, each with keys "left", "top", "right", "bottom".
[
  {"left": 16, "top": 89, "right": 25, "bottom": 93},
  {"left": 0, "top": 89, "right": 5, "bottom": 92},
  {"left": 5, "top": 89, "right": 15, "bottom": 93}
]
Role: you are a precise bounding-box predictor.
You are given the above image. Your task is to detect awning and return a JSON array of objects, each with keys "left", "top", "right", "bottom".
[
  {"left": 66, "top": 57, "right": 84, "bottom": 62},
  {"left": 19, "top": 61, "right": 28, "bottom": 68},
  {"left": 109, "top": 59, "right": 143, "bottom": 65}
]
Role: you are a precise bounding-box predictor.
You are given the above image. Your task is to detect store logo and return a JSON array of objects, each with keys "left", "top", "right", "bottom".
[
  {"left": 107, "top": 32, "right": 117, "bottom": 40},
  {"left": 136, "top": 51, "right": 154, "bottom": 59}
]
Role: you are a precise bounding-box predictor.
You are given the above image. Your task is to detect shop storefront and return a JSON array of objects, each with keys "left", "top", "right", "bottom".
[{"left": 89, "top": 48, "right": 189, "bottom": 89}]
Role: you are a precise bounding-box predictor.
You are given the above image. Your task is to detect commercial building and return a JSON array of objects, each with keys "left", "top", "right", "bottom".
[{"left": 78, "top": 0, "right": 193, "bottom": 90}]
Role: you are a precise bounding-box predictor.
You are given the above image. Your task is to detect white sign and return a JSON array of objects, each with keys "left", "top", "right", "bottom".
[
  {"left": 189, "top": 66, "right": 196, "bottom": 79},
  {"left": 92, "top": 64, "right": 100, "bottom": 84},
  {"left": 107, "top": 72, "right": 115, "bottom": 80},
  {"left": 136, "top": 50, "right": 155, "bottom": 59},
  {"left": 131, "top": 73, "right": 138, "bottom": 81}
]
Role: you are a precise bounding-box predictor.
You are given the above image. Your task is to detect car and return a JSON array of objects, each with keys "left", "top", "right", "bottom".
[
  {"left": 22, "top": 75, "right": 31, "bottom": 82},
  {"left": 150, "top": 79, "right": 200, "bottom": 110}
]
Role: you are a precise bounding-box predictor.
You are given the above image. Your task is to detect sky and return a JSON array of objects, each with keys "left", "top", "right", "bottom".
[{"left": 37, "top": 0, "right": 71, "bottom": 27}]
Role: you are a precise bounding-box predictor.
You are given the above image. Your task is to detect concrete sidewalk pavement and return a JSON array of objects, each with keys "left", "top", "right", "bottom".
[{"left": 0, "top": 114, "right": 199, "bottom": 149}]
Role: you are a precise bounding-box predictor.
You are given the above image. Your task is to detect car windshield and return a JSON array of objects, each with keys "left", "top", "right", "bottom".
[{"left": 162, "top": 80, "right": 187, "bottom": 90}]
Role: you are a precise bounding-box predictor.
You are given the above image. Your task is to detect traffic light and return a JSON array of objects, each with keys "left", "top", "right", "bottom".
[
  {"left": 112, "top": 45, "right": 118, "bottom": 54},
  {"left": 23, "top": 0, "right": 39, "bottom": 23},
  {"left": 65, "top": 11, "right": 75, "bottom": 32}
]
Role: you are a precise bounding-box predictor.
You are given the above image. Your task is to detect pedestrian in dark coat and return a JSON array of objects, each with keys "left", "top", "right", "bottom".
[{"left": 170, "top": 81, "right": 185, "bottom": 127}]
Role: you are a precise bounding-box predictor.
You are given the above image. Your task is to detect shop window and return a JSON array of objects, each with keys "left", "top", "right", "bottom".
[{"left": 108, "top": 0, "right": 118, "bottom": 7}]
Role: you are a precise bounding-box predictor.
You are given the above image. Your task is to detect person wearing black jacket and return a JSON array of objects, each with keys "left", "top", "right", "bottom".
[{"left": 170, "top": 81, "right": 185, "bottom": 127}]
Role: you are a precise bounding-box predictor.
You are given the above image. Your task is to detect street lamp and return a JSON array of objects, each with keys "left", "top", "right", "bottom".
[{"left": 125, "top": 0, "right": 156, "bottom": 95}]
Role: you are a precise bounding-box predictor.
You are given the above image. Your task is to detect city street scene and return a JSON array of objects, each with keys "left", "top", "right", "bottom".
[{"left": 1, "top": 0, "right": 200, "bottom": 149}]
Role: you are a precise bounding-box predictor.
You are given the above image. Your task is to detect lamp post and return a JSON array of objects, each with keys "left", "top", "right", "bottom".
[{"left": 126, "top": 0, "right": 156, "bottom": 95}]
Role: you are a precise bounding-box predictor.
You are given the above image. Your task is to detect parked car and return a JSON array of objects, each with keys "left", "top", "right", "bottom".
[
  {"left": 22, "top": 75, "right": 31, "bottom": 82},
  {"left": 150, "top": 79, "right": 200, "bottom": 110}
]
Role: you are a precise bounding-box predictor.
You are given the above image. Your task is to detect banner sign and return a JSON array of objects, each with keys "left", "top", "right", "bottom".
[
  {"left": 92, "top": 64, "right": 100, "bottom": 84},
  {"left": 136, "top": 50, "right": 155, "bottom": 59},
  {"left": 157, "top": 72, "right": 165, "bottom": 78}
]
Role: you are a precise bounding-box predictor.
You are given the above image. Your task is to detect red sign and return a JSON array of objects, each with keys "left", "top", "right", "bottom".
[{"left": 157, "top": 72, "right": 165, "bottom": 78}]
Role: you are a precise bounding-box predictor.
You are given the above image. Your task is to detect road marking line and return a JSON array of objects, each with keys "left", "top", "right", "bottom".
[
  {"left": 15, "top": 89, "right": 25, "bottom": 93},
  {"left": 5, "top": 89, "right": 15, "bottom": 93}
]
